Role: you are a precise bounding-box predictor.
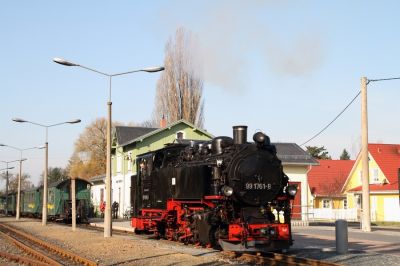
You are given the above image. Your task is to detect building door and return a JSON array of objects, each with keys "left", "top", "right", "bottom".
[{"left": 289, "top": 182, "right": 301, "bottom": 219}]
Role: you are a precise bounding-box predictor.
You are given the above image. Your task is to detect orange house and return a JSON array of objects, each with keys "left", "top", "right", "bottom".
[{"left": 309, "top": 160, "right": 355, "bottom": 210}]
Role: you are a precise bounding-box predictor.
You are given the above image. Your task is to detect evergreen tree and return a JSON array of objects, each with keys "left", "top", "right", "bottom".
[
  {"left": 340, "top": 149, "right": 351, "bottom": 160},
  {"left": 305, "top": 146, "right": 332, "bottom": 160}
]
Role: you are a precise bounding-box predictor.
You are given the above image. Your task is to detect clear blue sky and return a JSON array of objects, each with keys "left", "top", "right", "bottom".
[{"left": 1, "top": 1, "right": 400, "bottom": 186}]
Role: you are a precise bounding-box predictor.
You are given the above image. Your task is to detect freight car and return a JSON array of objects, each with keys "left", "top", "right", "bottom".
[
  {"left": 1, "top": 178, "right": 92, "bottom": 223},
  {"left": 131, "top": 125, "right": 297, "bottom": 252},
  {"left": 0, "top": 196, "right": 6, "bottom": 214}
]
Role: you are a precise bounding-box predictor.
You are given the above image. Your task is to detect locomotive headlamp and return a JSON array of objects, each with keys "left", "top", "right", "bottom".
[
  {"left": 221, "top": 185, "right": 234, "bottom": 196},
  {"left": 260, "top": 228, "right": 267, "bottom": 235},
  {"left": 287, "top": 185, "right": 298, "bottom": 196}
]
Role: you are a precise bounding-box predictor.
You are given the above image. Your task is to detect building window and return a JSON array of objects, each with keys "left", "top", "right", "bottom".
[
  {"left": 322, "top": 199, "right": 331, "bottom": 209},
  {"left": 176, "top": 131, "right": 185, "bottom": 140},
  {"left": 356, "top": 195, "right": 362, "bottom": 208},
  {"left": 343, "top": 199, "right": 348, "bottom": 209},
  {"left": 372, "top": 168, "right": 379, "bottom": 183},
  {"left": 100, "top": 188, "right": 104, "bottom": 202},
  {"left": 117, "top": 154, "right": 122, "bottom": 173},
  {"left": 127, "top": 152, "right": 132, "bottom": 171}
]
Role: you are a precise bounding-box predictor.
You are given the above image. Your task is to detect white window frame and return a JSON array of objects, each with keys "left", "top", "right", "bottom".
[
  {"left": 372, "top": 168, "right": 379, "bottom": 183},
  {"left": 127, "top": 152, "right": 132, "bottom": 172},
  {"left": 322, "top": 199, "right": 331, "bottom": 209},
  {"left": 176, "top": 131, "right": 185, "bottom": 140},
  {"left": 343, "top": 198, "right": 348, "bottom": 209},
  {"left": 117, "top": 154, "right": 122, "bottom": 173}
]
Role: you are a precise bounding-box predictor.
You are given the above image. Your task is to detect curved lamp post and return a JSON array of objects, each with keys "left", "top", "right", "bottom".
[
  {"left": 0, "top": 144, "right": 44, "bottom": 220},
  {"left": 12, "top": 118, "right": 81, "bottom": 225},
  {"left": 53, "top": 57, "right": 164, "bottom": 237}
]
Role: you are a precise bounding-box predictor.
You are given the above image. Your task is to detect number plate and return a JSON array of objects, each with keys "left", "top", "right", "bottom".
[{"left": 245, "top": 183, "right": 272, "bottom": 190}]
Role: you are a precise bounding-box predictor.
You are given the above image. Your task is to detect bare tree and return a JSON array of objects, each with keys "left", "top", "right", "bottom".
[
  {"left": 152, "top": 27, "right": 204, "bottom": 128},
  {"left": 68, "top": 118, "right": 108, "bottom": 180},
  {"left": 4, "top": 173, "right": 33, "bottom": 192},
  {"left": 39, "top": 167, "right": 69, "bottom": 186}
]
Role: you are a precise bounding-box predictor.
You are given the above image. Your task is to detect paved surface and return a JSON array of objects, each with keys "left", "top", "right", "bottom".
[
  {"left": 88, "top": 218, "right": 135, "bottom": 232},
  {"left": 290, "top": 225, "right": 400, "bottom": 265},
  {"left": 292, "top": 225, "right": 400, "bottom": 255}
]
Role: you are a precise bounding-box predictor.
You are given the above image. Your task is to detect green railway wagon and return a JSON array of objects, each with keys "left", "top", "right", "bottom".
[
  {"left": 6, "top": 192, "right": 17, "bottom": 215},
  {"left": 47, "top": 178, "right": 91, "bottom": 222},
  {"left": 0, "top": 196, "right": 6, "bottom": 214},
  {"left": 22, "top": 187, "right": 41, "bottom": 217}
]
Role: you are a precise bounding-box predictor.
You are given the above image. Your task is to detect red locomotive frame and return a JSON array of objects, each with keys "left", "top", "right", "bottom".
[{"left": 132, "top": 195, "right": 292, "bottom": 250}]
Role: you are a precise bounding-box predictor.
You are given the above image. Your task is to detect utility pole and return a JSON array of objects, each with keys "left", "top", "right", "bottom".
[
  {"left": 71, "top": 177, "right": 76, "bottom": 231},
  {"left": 5, "top": 169, "right": 9, "bottom": 215},
  {"left": 361, "top": 76, "right": 371, "bottom": 232}
]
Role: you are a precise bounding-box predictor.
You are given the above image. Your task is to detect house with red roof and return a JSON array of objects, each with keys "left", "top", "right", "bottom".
[
  {"left": 342, "top": 144, "right": 400, "bottom": 222},
  {"left": 308, "top": 160, "right": 355, "bottom": 220}
]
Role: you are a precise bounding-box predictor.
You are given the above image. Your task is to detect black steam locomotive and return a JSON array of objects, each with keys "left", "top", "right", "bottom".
[{"left": 131, "top": 126, "right": 297, "bottom": 252}]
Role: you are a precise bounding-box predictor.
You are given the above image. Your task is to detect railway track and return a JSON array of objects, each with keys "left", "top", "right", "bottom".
[
  {"left": 0, "top": 222, "right": 97, "bottom": 266},
  {"left": 223, "top": 251, "right": 342, "bottom": 266},
  {"left": 80, "top": 223, "right": 341, "bottom": 266},
  {"left": 1, "top": 219, "right": 341, "bottom": 266}
]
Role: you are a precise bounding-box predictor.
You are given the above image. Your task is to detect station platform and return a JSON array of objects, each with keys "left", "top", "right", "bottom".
[{"left": 88, "top": 218, "right": 135, "bottom": 233}]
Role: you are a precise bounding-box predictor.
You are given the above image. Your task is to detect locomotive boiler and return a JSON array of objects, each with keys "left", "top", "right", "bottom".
[{"left": 131, "top": 126, "right": 297, "bottom": 252}]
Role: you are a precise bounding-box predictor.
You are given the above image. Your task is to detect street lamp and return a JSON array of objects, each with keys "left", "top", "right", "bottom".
[
  {"left": 0, "top": 160, "right": 18, "bottom": 215},
  {"left": 12, "top": 118, "right": 81, "bottom": 225},
  {"left": 54, "top": 57, "right": 164, "bottom": 237},
  {"left": 0, "top": 144, "right": 44, "bottom": 220}
]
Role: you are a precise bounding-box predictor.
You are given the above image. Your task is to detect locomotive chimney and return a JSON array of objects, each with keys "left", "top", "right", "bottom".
[{"left": 233, "top": 125, "right": 247, "bottom": 144}]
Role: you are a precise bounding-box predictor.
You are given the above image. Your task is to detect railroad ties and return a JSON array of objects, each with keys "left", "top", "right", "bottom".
[
  {"left": 222, "top": 251, "right": 342, "bottom": 266},
  {"left": 0, "top": 222, "right": 97, "bottom": 266}
]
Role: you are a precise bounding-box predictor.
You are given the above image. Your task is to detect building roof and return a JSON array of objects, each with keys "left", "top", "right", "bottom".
[
  {"left": 89, "top": 174, "right": 105, "bottom": 183},
  {"left": 342, "top": 143, "right": 400, "bottom": 193},
  {"left": 308, "top": 160, "right": 355, "bottom": 197},
  {"left": 115, "top": 126, "right": 158, "bottom": 146},
  {"left": 120, "top": 119, "right": 213, "bottom": 147},
  {"left": 273, "top": 143, "right": 319, "bottom": 166},
  {"left": 368, "top": 143, "right": 400, "bottom": 184},
  {"left": 348, "top": 183, "right": 399, "bottom": 193}
]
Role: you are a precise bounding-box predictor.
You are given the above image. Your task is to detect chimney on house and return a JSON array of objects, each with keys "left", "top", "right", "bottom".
[{"left": 160, "top": 115, "right": 167, "bottom": 128}]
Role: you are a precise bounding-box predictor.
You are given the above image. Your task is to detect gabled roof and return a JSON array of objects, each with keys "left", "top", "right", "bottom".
[
  {"left": 273, "top": 143, "right": 319, "bottom": 166},
  {"left": 120, "top": 119, "right": 213, "bottom": 147},
  {"left": 308, "top": 160, "right": 355, "bottom": 197},
  {"left": 368, "top": 144, "right": 400, "bottom": 184},
  {"left": 348, "top": 183, "right": 399, "bottom": 193},
  {"left": 342, "top": 143, "right": 400, "bottom": 193},
  {"left": 115, "top": 126, "right": 158, "bottom": 146}
]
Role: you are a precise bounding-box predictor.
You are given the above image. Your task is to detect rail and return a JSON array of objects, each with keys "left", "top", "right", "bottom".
[
  {"left": 0, "top": 222, "right": 98, "bottom": 266},
  {"left": 223, "top": 251, "right": 342, "bottom": 266}
]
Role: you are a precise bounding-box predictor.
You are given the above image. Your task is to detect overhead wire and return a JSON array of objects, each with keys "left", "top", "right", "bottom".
[
  {"left": 368, "top": 77, "right": 400, "bottom": 83},
  {"left": 300, "top": 90, "right": 361, "bottom": 147},
  {"left": 300, "top": 76, "right": 400, "bottom": 147}
]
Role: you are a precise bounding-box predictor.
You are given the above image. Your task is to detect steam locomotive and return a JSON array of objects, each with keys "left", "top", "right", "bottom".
[{"left": 131, "top": 126, "right": 297, "bottom": 252}]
